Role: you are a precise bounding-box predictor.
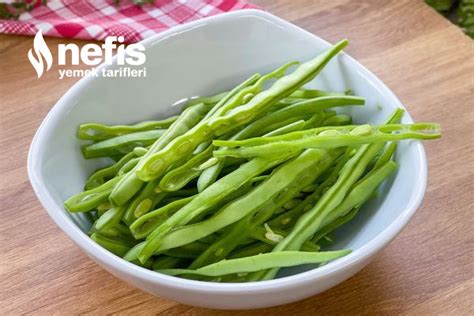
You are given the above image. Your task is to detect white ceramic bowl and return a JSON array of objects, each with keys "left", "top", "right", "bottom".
[{"left": 28, "top": 10, "right": 427, "bottom": 310}]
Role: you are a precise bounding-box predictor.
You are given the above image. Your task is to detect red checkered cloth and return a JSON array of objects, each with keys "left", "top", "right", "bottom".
[{"left": 0, "top": 0, "right": 258, "bottom": 43}]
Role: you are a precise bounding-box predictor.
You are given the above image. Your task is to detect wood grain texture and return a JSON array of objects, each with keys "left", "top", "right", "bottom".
[{"left": 1, "top": 0, "right": 473, "bottom": 314}]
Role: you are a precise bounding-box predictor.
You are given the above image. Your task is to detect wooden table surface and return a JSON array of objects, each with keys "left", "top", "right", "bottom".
[{"left": 1, "top": 0, "right": 473, "bottom": 314}]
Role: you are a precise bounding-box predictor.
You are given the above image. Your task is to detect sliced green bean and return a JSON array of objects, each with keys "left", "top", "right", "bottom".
[
  {"left": 117, "top": 157, "right": 140, "bottom": 175},
  {"left": 95, "top": 206, "right": 125, "bottom": 231},
  {"left": 158, "top": 250, "right": 351, "bottom": 277},
  {"left": 110, "top": 102, "right": 211, "bottom": 206},
  {"left": 122, "top": 180, "right": 168, "bottom": 225},
  {"left": 189, "top": 149, "right": 338, "bottom": 269},
  {"left": 183, "top": 91, "right": 229, "bottom": 109},
  {"left": 130, "top": 196, "right": 194, "bottom": 239},
  {"left": 137, "top": 153, "right": 294, "bottom": 263},
  {"left": 135, "top": 65, "right": 293, "bottom": 183},
  {"left": 321, "top": 114, "right": 352, "bottom": 126},
  {"left": 250, "top": 110, "right": 405, "bottom": 281},
  {"left": 159, "top": 145, "right": 214, "bottom": 192},
  {"left": 82, "top": 130, "right": 165, "bottom": 159},
  {"left": 213, "top": 123, "right": 441, "bottom": 158},
  {"left": 249, "top": 226, "right": 320, "bottom": 252},
  {"left": 84, "top": 152, "right": 135, "bottom": 190},
  {"left": 269, "top": 151, "right": 350, "bottom": 230},
  {"left": 196, "top": 96, "right": 359, "bottom": 192},
  {"left": 203, "top": 74, "right": 262, "bottom": 119},
  {"left": 163, "top": 242, "right": 208, "bottom": 259},
  {"left": 312, "top": 160, "right": 398, "bottom": 243},
  {"left": 136, "top": 40, "right": 349, "bottom": 181},
  {"left": 263, "top": 120, "right": 306, "bottom": 137},
  {"left": 89, "top": 222, "right": 133, "bottom": 241},
  {"left": 151, "top": 149, "right": 334, "bottom": 255},
  {"left": 124, "top": 242, "right": 145, "bottom": 262},
  {"left": 78, "top": 116, "right": 177, "bottom": 141},
  {"left": 312, "top": 207, "right": 359, "bottom": 243},
  {"left": 197, "top": 115, "right": 302, "bottom": 192},
  {"left": 152, "top": 256, "right": 184, "bottom": 270},
  {"left": 325, "top": 160, "right": 398, "bottom": 228},
  {"left": 366, "top": 142, "right": 397, "bottom": 178},
  {"left": 90, "top": 233, "right": 134, "bottom": 257},
  {"left": 228, "top": 243, "right": 273, "bottom": 259},
  {"left": 289, "top": 88, "right": 347, "bottom": 99},
  {"left": 254, "top": 146, "right": 381, "bottom": 280},
  {"left": 65, "top": 176, "right": 123, "bottom": 212}
]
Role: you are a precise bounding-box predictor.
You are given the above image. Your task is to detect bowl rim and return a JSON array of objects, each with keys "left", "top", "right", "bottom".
[{"left": 27, "top": 9, "right": 427, "bottom": 293}]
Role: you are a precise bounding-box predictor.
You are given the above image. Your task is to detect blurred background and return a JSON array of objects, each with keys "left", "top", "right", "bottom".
[{"left": 0, "top": 0, "right": 474, "bottom": 40}]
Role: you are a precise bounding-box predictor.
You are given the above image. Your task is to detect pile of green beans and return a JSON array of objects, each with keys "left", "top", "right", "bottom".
[{"left": 65, "top": 40, "right": 441, "bottom": 282}]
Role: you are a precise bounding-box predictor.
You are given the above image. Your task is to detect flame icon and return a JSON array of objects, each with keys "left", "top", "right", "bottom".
[{"left": 28, "top": 30, "right": 53, "bottom": 78}]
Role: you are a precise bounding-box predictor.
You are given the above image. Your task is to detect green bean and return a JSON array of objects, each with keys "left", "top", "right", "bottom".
[
  {"left": 133, "top": 147, "right": 148, "bottom": 156},
  {"left": 189, "top": 149, "right": 338, "bottom": 269},
  {"left": 213, "top": 108, "right": 400, "bottom": 148},
  {"left": 117, "top": 157, "right": 140, "bottom": 175},
  {"left": 327, "top": 160, "right": 398, "bottom": 227},
  {"left": 218, "top": 62, "right": 299, "bottom": 116},
  {"left": 228, "top": 243, "right": 273, "bottom": 259},
  {"left": 134, "top": 65, "right": 293, "bottom": 183},
  {"left": 213, "top": 125, "right": 358, "bottom": 148},
  {"left": 273, "top": 88, "right": 352, "bottom": 105},
  {"left": 122, "top": 180, "right": 165, "bottom": 225},
  {"left": 283, "top": 198, "right": 303, "bottom": 209},
  {"left": 158, "top": 250, "right": 350, "bottom": 277},
  {"left": 150, "top": 149, "right": 335, "bottom": 256},
  {"left": 82, "top": 130, "right": 165, "bottom": 159},
  {"left": 89, "top": 222, "right": 133, "bottom": 240},
  {"left": 312, "top": 160, "right": 398, "bottom": 243},
  {"left": 65, "top": 176, "right": 123, "bottom": 212},
  {"left": 95, "top": 206, "right": 125, "bottom": 231},
  {"left": 254, "top": 146, "right": 381, "bottom": 280},
  {"left": 137, "top": 153, "right": 294, "bottom": 263},
  {"left": 321, "top": 114, "right": 352, "bottom": 126},
  {"left": 301, "top": 112, "right": 328, "bottom": 129},
  {"left": 218, "top": 122, "right": 439, "bottom": 148},
  {"left": 213, "top": 123, "right": 441, "bottom": 158},
  {"left": 90, "top": 233, "right": 134, "bottom": 257},
  {"left": 130, "top": 196, "right": 194, "bottom": 239},
  {"left": 77, "top": 116, "right": 178, "bottom": 141},
  {"left": 203, "top": 74, "right": 262, "bottom": 119},
  {"left": 365, "top": 142, "right": 397, "bottom": 178},
  {"left": 163, "top": 242, "right": 208, "bottom": 259},
  {"left": 289, "top": 88, "right": 348, "bottom": 99},
  {"left": 182, "top": 73, "right": 261, "bottom": 115},
  {"left": 159, "top": 144, "right": 214, "bottom": 192},
  {"left": 84, "top": 152, "right": 135, "bottom": 190},
  {"left": 196, "top": 96, "right": 359, "bottom": 192},
  {"left": 124, "top": 242, "right": 145, "bottom": 262},
  {"left": 245, "top": 96, "right": 363, "bottom": 137},
  {"left": 249, "top": 226, "right": 320, "bottom": 252},
  {"left": 312, "top": 207, "right": 359, "bottom": 243},
  {"left": 172, "top": 189, "right": 198, "bottom": 199},
  {"left": 197, "top": 115, "right": 301, "bottom": 192},
  {"left": 136, "top": 40, "right": 349, "bottom": 181},
  {"left": 250, "top": 110, "right": 405, "bottom": 281},
  {"left": 67, "top": 39, "right": 444, "bottom": 283},
  {"left": 269, "top": 151, "right": 350, "bottom": 230},
  {"left": 263, "top": 120, "right": 306, "bottom": 137},
  {"left": 183, "top": 91, "right": 229, "bottom": 109},
  {"left": 209, "top": 40, "right": 349, "bottom": 136},
  {"left": 110, "top": 102, "right": 211, "bottom": 206},
  {"left": 152, "top": 256, "right": 184, "bottom": 270}
]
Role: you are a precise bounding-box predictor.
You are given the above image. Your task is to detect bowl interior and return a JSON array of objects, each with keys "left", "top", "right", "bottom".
[{"left": 30, "top": 11, "right": 424, "bottom": 279}]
